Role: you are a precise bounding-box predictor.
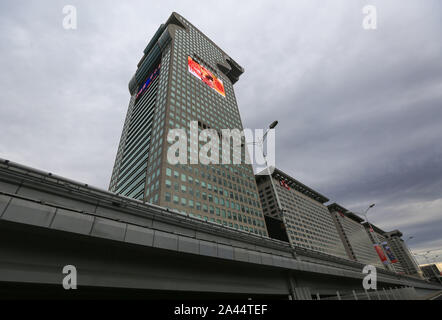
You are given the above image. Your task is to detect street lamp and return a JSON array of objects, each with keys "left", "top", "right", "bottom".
[
  {"left": 361, "top": 204, "right": 375, "bottom": 228},
  {"left": 361, "top": 204, "right": 375, "bottom": 234},
  {"left": 250, "top": 121, "right": 287, "bottom": 237},
  {"left": 361, "top": 204, "right": 396, "bottom": 272},
  {"left": 404, "top": 236, "right": 421, "bottom": 276},
  {"left": 258, "top": 121, "right": 282, "bottom": 212},
  {"left": 269, "top": 120, "right": 278, "bottom": 129}
]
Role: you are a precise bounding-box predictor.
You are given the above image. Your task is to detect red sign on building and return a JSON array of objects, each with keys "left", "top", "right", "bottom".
[
  {"left": 279, "top": 180, "right": 290, "bottom": 190},
  {"left": 373, "top": 244, "right": 388, "bottom": 265}
]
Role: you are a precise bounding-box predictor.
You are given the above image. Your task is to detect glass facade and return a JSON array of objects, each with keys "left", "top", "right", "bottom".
[{"left": 109, "top": 13, "right": 268, "bottom": 237}]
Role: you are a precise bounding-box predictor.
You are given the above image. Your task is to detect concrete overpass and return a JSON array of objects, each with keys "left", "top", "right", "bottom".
[{"left": 0, "top": 158, "right": 440, "bottom": 299}]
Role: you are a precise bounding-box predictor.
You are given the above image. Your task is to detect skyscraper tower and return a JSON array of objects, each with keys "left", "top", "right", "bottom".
[{"left": 109, "top": 12, "right": 268, "bottom": 236}]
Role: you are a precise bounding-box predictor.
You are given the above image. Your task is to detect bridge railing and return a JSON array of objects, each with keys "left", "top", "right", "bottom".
[
  {"left": 0, "top": 158, "right": 439, "bottom": 291},
  {"left": 318, "top": 286, "right": 418, "bottom": 300}
]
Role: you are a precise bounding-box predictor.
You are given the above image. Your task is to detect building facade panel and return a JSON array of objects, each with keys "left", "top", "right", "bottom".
[
  {"left": 362, "top": 223, "right": 409, "bottom": 273},
  {"left": 384, "top": 230, "right": 421, "bottom": 276},
  {"left": 328, "top": 203, "right": 385, "bottom": 269},
  {"left": 256, "top": 169, "right": 348, "bottom": 260}
]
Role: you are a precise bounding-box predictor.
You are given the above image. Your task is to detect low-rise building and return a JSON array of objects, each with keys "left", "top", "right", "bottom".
[
  {"left": 362, "top": 223, "right": 408, "bottom": 273},
  {"left": 328, "top": 203, "right": 386, "bottom": 268},
  {"left": 420, "top": 264, "right": 441, "bottom": 283},
  {"left": 384, "top": 230, "right": 421, "bottom": 276},
  {"left": 256, "top": 168, "right": 348, "bottom": 259}
]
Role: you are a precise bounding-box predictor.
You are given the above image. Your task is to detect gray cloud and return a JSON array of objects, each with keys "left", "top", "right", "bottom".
[{"left": 0, "top": 0, "right": 441, "bottom": 260}]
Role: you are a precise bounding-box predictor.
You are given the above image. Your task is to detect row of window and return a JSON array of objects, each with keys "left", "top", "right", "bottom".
[{"left": 164, "top": 191, "right": 266, "bottom": 236}]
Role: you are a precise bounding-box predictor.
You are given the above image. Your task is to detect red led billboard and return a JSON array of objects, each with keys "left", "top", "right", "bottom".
[{"left": 188, "top": 56, "right": 225, "bottom": 97}]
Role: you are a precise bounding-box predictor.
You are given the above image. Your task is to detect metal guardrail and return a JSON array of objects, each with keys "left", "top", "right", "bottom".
[{"left": 319, "top": 286, "right": 418, "bottom": 300}]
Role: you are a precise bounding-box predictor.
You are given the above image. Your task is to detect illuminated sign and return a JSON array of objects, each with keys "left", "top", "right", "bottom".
[
  {"left": 188, "top": 56, "right": 225, "bottom": 97},
  {"left": 136, "top": 64, "right": 161, "bottom": 99}
]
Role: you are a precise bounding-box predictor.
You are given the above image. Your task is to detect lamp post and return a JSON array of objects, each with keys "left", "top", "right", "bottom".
[
  {"left": 405, "top": 236, "right": 414, "bottom": 243},
  {"left": 260, "top": 121, "right": 282, "bottom": 212},
  {"left": 251, "top": 121, "right": 281, "bottom": 209},
  {"left": 361, "top": 204, "right": 379, "bottom": 245},
  {"left": 251, "top": 121, "right": 287, "bottom": 237},
  {"left": 361, "top": 204, "right": 396, "bottom": 272},
  {"left": 404, "top": 236, "right": 421, "bottom": 276}
]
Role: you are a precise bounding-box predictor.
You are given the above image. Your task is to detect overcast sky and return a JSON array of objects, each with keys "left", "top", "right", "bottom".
[{"left": 1, "top": 0, "right": 441, "bottom": 265}]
